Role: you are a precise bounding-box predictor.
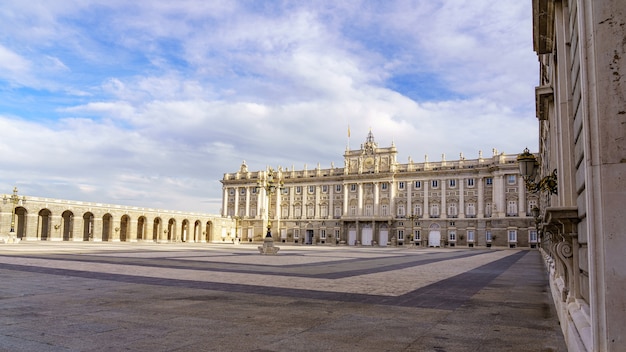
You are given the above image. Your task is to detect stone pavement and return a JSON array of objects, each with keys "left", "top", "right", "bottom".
[{"left": 0, "top": 243, "right": 566, "bottom": 352}]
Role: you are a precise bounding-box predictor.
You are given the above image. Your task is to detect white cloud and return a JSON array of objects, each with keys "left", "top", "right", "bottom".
[{"left": 0, "top": 0, "right": 538, "bottom": 214}]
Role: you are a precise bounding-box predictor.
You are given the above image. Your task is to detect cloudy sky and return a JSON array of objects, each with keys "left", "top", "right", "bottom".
[{"left": 0, "top": 1, "right": 538, "bottom": 214}]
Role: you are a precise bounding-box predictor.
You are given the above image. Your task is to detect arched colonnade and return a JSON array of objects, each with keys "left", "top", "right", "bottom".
[{"left": 0, "top": 196, "right": 229, "bottom": 243}]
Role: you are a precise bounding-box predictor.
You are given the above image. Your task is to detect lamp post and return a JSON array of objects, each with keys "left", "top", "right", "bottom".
[
  {"left": 517, "top": 148, "right": 558, "bottom": 195},
  {"left": 255, "top": 167, "right": 283, "bottom": 254},
  {"left": 3, "top": 187, "right": 25, "bottom": 243}
]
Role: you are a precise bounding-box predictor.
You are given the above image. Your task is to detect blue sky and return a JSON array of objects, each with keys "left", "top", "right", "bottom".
[{"left": 0, "top": 1, "right": 538, "bottom": 213}]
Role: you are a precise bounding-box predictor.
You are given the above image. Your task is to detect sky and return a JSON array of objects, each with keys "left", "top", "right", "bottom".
[{"left": 0, "top": 0, "right": 538, "bottom": 214}]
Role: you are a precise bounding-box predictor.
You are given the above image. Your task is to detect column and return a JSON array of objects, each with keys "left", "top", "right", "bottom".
[
  {"left": 441, "top": 179, "right": 446, "bottom": 218},
  {"left": 374, "top": 182, "right": 380, "bottom": 215},
  {"left": 477, "top": 177, "right": 484, "bottom": 218},
  {"left": 92, "top": 217, "right": 103, "bottom": 242},
  {"left": 343, "top": 183, "right": 349, "bottom": 215},
  {"left": 256, "top": 188, "right": 262, "bottom": 219},
  {"left": 493, "top": 174, "right": 505, "bottom": 217},
  {"left": 26, "top": 213, "right": 39, "bottom": 240},
  {"left": 389, "top": 180, "right": 396, "bottom": 217},
  {"left": 245, "top": 186, "right": 251, "bottom": 217},
  {"left": 358, "top": 183, "right": 363, "bottom": 215},
  {"left": 234, "top": 187, "right": 239, "bottom": 217},
  {"left": 129, "top": 218, "right": 138, "bottom": 242},
  {"left": 289, "top": 186, "right": 295, "bottom": 219},
  {"left": 407, "top": 180, "right": 412, "bottom": 215},
  {"left": 423, "top": 179, "right": 429, "bottom": 219},
  {"left": 222, "top": 187, "right": 228, "bottom": 217},
  {"left": 518, "top": 177, "right": 526, "bottom": 216},
  {"left": 72, "top": 215, "right": 83, "bottom": 241},
  {"left": 329, "top": 184, "right": 334, "bottom": 219},
  {"left": 315, "top": 185, "right": 321, "bottom": 218},
  {"left": 459, "top": 178, "right": 465, "bottom": 218}
]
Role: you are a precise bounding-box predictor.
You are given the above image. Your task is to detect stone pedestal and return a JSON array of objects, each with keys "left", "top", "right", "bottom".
[
  {"left": 258, "top": 237, "right": 280, "bottom": 255},
  {"left": 1, "top": 231, "right": 21, "bottom": 244}
]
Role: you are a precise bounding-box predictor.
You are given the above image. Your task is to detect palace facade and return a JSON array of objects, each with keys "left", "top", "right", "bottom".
[
  {"left": 531, "top": 1, "right": 626, "bottom": 351},
  {"left": 221, "top": 131, "right": 537, "bottom": 248}
]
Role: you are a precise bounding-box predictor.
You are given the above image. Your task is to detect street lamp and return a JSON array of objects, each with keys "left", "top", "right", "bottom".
[
  {"left": 3, "top": 187, "right": 26, "bottom": 243},
  {"left": 255, "top": 167, "right": 283, "bottom": 255},
  {"left": 517, "top": 148, "right": 558, "bottom": 195},
  {"left": 255, "top": 167, "right": 284, "bottom": 239}
]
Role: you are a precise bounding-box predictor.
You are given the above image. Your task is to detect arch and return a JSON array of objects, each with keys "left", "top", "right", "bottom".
[
  {"left": 137, "top": 216, "right": 147, "bottom": 241},
  {"left": 167, "top": 218, "right": 176, "bottom": 242},
  {"left": 193, "top": 220, "right": 202, "bottom": 242},
  {"left": 204, "top": 221, "right": 212, "bottom": 242},
  {"left": 181, "top": 219, "right": 190, "bottom": 242},
  {"left": 83, "top": 212, "right": 94, "bottom": 241},
  {"left": 38, "top": 208, "right": 52, "bottom": 240},
  {"left": 153, "top": 217, "right": 162, "bottom": 242},
  {"left": 120, "top": 215, "right": 131, "bottom": 242},
  {"left": 102, "top": 213, "right": 113, "bottom": 241},
  {"left": 62, "top": 210, "right": 74, "bottom": 241},
  {"left": 14, "top": 206, "right": 28, "bottom": 239}
]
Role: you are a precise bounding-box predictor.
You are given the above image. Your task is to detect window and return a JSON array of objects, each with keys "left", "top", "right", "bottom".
[
  {"left": 281, "top": 207, "right": 289, "bottom": 218},
  {"left": 414, "top": 204, "right": 422, "bottom": 217},
  {"left": 336, "top": 184, "right": 342, "bottom": 192},
  {"left": 365, "top": 204, "right": 373, "bottom": 216},
  {"left": 414, "top": 181, "right": 421, "bottom": 188},
  {"left": 529, "top": 230, "right": 538, "bottom": 243},
  {"left": 307, "top": 205, "right": 315, "bottom": 218},
  {"left": 381, "top": 183, "right": 388, "bottom": 190},
  {"left": 322, "top": 185, "right": 328, "bottom": 193},
  {"left": 508, "top": 175, "right": 516, "bottom": 184},
  {"left": 414, "top": 230, "right": 421, "bottom": 240},
  {"left": 466, "top": 203, "right": 476, "bottom": 217},
  {"left": 397, "top": 204, "right": 406, "bottom": 217},
  {"left": 320, "top": 229, "right": 326, "bottom": 239},
  {"left": 448, "top": 203, "right": 458, "bottom": 217},
  {"left": 398, "top": 181, "right": 405, "bottom": 190},
  {"left": 467, "top": 178, "right": 475, "bottom": 187},
  {"left": 308, "top": 185, "right": 315, "bottom": 193},
  {"left": 449, "top": 231, "right": 456, "bottom": 241},
  {"left": 350, "top": 205, "right": 357, "bottom": 216},
  {"left": 334, "top": 229, "right": 340, "bottom": 239},
  {"left": 449, "top": 179, "right": 456, "bottom": 187},
  {"left": 321, "top": 205, "right": 328, "bottom": 218},
  {"left": 281, "top": 187, "right": 289, "bottom": 194},
  {"left": 449, "top": 221, "right": 455, "bottom": 226},
  {"left": 528, "top": 200, "right": 537, "bottom": 215},
  {"left": 350, "top": 184, "right": 357, "bottom": 192},
  {"left": 240, "top": 188, "right": 246, "bottom": 195},
  {"left": 467, "top": 230, "right": 475, "bottom": 242},
  {"left": 294, "top": 229, "right": 300, "bottom": 238},
  {"left": 485, "top": 203, "right": 492, "bottom": 217},
  {"left": 252, "top": 187, "right": 257, "bottom": 194},
  {"left": 508, "top": 230, "right": 517, "bottom": 242},
  {"left": 397, "top": 230, "right": 404, "bottom": 240},
  {"left": 296, "top": 186, "right": 302, "bottom": 194},
  {"left": 486, "top": 230, "right": 492, "bottom": 242},
  {"left": 432, "top": 180, "right": 439, "bottom": 188},
  {"left": 295, "top": 206, "right": 302, "bottom": 218},
  {"left": 334, "top": 206, "right": 342, "bottom": 217},
  {"left": 507, "top": 200, "right": 518, "bottom": 216},
  {"left": 229, "top": 189, "right": 235, "bottom": 195},
  {"left": 430, "top": 204, "right": 439, "bottom": 217},
  {"left": 250, "top": 208, "right": 256, "bottom": 217},
  {"left": 381, "top": 205, "right": 389, "bottom": 216},
  {"left": 486, "top": 178, "right": 493, "bottom": 185}
]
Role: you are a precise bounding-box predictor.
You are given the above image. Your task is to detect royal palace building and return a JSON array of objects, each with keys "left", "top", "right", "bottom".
[{"left": 221, "top": 131, "right": 537, "bottom": 248}]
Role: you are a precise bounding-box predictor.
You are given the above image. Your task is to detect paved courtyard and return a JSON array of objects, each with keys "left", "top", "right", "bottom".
[{"left": 0, "top": 243, "right": 566, "bottom": 351}]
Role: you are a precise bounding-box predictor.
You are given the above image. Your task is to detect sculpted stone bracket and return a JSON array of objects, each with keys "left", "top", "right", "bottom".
[{"left": 543, "top": 206, "right": 580, "bottom": 302}]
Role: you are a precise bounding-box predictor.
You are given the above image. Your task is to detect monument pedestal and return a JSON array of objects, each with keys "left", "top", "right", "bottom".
[
  {"left": 1, "top": 231, "right": 20, "bottom": 244},
  {"left": 258, "top": 236, "right": 280, "bottom": 255}
]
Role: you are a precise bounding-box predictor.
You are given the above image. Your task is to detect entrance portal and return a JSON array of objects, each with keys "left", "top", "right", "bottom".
[{"left": 429, "top": 231, "right": 441, "bottom": 247}]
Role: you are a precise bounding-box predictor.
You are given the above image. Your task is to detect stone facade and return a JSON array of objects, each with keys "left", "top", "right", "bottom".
[
  {"left": 221, "top": 131, "right": 537, "bottom": 248},
  {"left": 532, "top": 1, "right": 626, "bottom": 351},
  {"left": 0, "top": 194, "right": 232, "bottom": 243}
]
